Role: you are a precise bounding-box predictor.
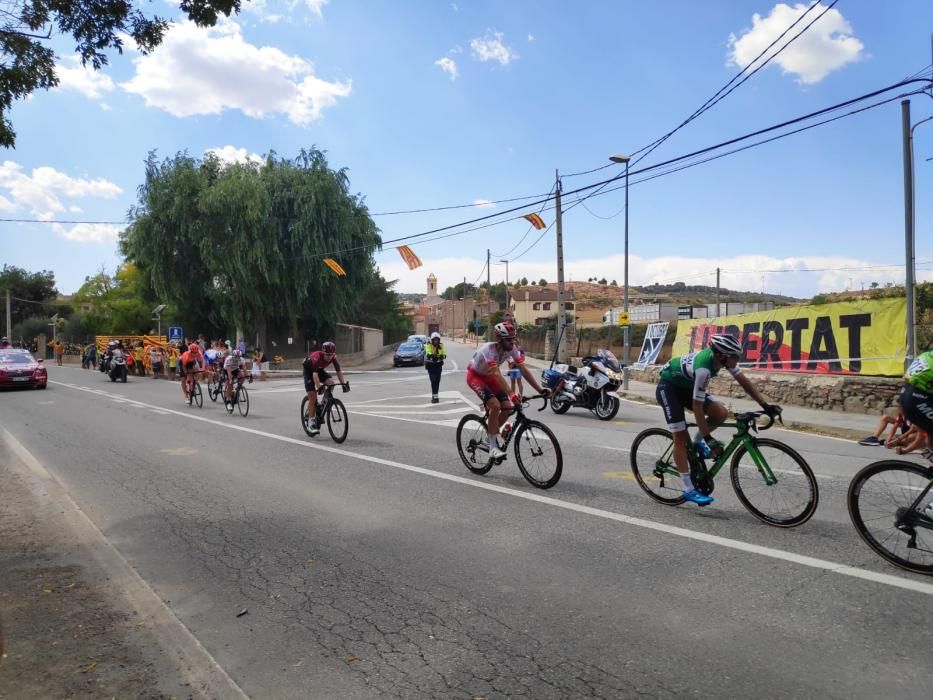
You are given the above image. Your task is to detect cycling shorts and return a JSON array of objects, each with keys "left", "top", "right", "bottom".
[
  {"left": 900, "top": 384, "right": 933, "bottom": 438},
  {"left": 305, "top": 367, "right": 332, "bottom": 392},
  {"left": 656, "top": 379, "right": 714, "bottom": 433},
  {"left": 179, "top": 360, "right": 198, "bottom": 377},
  {"left": 466, "top": 367, "right": 508, "bottom": 403}
]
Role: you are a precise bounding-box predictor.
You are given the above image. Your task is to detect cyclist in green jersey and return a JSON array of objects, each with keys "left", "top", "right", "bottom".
[
  {"left": 656, "top": 333, "right": 780, "bottom": 505},
  {"left": 901, "top": 351, "right": 933, "bottom": 439}
]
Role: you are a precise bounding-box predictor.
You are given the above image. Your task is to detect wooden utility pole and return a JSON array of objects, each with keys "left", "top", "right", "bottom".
[
  {"left": 716, "top": 267, "right": 721, "bottom": 318},
  {"left": 486, "top": 249, "right": 491, "bottom": 341}
]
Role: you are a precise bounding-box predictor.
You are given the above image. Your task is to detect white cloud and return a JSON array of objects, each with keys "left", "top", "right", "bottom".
[
  {"left": 55, "top": 56, "right": 116, "bottom": 99},
  {"left": 473, "top": 199, "right": 495, "bottom": 208},
  {"left": 0, "top": 194, "right": 15, "bottom": 211},
  {"left": 470, "top": 31, "right": 518, "bottom": 65},
  {"left": 527, "top": 34, "right": 535, "bottom": 42},
  {"left": 205, "top": 145, "right": 264, "bottom": 166},
  {"left": 379, "top": 252, "right": 910, "bottom": 300},
  {"left": 68, "top": 205, "right": 83, "bottom": 213},
  {"left": 451, "top": 3, "right": 458, "bottom": 11},
  {"left": 99, "top": 103, "right": 112, "bottom": 111},
  {"left": 302, "top": 0, "right": 329, "bottom": 16},
  {"left": 0, "top": 161, "right": 122, "bottom": 220},
  {"left": 120, "top": 20, "right": 351, "bottom": 125},
  {"left": 435, "top": 57, "right": 458, "bottom": 80},
  {"left": 52, "top": 222, "right": 123, "bottom": 243},
  {"left": 727, "top": 2, "right": 864, "bottom": 84}
]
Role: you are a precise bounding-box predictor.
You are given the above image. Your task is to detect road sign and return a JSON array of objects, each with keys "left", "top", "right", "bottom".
[
  {"left": 617, "top": 311, "right": 630, "bottom": 327},
  {"left": 168, "top": 326, "right": 183, "bottom": 342},
  {"left": 473, "top": 319, "right": 481, "bottom": 331}
]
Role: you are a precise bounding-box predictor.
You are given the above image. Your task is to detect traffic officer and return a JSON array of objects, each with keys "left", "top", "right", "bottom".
[{"left": 425, "top": 332, "right": 446, "bottom": 403}]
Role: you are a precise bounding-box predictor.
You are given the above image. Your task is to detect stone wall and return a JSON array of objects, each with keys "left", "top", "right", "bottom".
[{"left": 630, "top": 366, "right": 902, "bottom": 415}]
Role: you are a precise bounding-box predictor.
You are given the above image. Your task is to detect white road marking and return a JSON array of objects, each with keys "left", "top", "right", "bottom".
[{"left": 47, "top": 379, "right": 933, "bottom": 597}]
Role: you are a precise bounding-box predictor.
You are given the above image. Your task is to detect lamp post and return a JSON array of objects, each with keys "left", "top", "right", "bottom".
[
  {"left": 905, "top": 104, "right": 933, "bottom": 364},
  {"left": 152, "top": 304, "right": 166, "bottom": 340},
  {"left": 609, "top": 153, "right": 631, "bottom": 389}
]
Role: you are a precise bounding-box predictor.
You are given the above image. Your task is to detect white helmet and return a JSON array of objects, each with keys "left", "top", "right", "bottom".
[
  {"left": 709, "top": 333, "right": 742, "bottom": 357},
  {"left": 430, "top": 332, "right": 441, "bottom": 340}
]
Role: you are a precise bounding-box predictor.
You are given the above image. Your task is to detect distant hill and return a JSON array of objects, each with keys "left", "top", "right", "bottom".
[{"left": 559, "top": 280, "right": 800, "bottom": 308}]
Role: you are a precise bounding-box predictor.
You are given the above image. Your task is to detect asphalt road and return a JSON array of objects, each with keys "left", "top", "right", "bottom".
[{"left": 2, "top": 342, "right": 932, "bottom": 699}]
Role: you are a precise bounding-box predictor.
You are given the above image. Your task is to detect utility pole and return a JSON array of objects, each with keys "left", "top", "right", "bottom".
[
  {"left": 486, "top": 248, "right": 491, "bottom": 342},
  {"left": 901, "top": 100, "right": 917, "bottom": 365},
  {"left": 5, "top": 288, "right": 10, "bottom": 340},
  {"left": 555, "top": 170, "right": 566, "bottom": 362},
  {"left": 462, "top": 276, "right": 467, "bottom": 341},
  {"left": 716, "top": 267, "right": 721, "bottom": 318}
]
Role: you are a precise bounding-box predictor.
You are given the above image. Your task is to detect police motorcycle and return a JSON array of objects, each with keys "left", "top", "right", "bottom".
[
  {"left": 538, "top": 322, "right": 624, "bottom": 421},
  {"left": 108, "top": 344, "right": 128, "bottom": 383}
]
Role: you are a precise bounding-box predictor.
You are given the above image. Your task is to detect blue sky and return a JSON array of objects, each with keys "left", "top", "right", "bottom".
[{"left": 2, "top": 0, "right": 932, "bottom": 299}]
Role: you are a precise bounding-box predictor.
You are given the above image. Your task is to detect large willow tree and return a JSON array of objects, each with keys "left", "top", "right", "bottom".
[{"left": 121, "top": 148, "right": 382, "bottom": 347}]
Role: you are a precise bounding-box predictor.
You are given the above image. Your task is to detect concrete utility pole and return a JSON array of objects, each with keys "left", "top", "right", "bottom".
[
  {"left": 5, "top": 288, "right": 10, "bottom": 339},
  {"left": 555, "top": 170, "right": 566, "bottom": 362},
  {"left": 716, "top": 267, "right": 721, "bottom": 318},
  {"left": 500, "top": 258, "right": 510, "bottom": 318},
  {"left": 903, "top": 98, "right": 932, "bottom": 365},
  {"left": 486, "top": 248, "right": 491, "bottom": 342},
  {"left": 462, "top": 276, "right": 467, "bottom": 341}
]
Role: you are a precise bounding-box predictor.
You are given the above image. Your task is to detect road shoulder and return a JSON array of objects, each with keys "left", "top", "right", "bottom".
[{"left": 0, "top": 430, "right": 247, "bottom": 699}]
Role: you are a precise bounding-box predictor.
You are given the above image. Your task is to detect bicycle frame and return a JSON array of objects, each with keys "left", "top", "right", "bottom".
[{"left": 653, "top": 415, "right": 779, "bottom": 486}]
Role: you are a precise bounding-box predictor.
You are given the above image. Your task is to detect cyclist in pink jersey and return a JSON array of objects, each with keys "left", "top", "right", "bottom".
[{"left": 466, "top": 321, "right": 548, "bottom": 459}]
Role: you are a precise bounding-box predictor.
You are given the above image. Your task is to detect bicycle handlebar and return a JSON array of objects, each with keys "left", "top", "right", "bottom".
[{"left": 734, "top": 408, "right": 782, "bottom": 431}]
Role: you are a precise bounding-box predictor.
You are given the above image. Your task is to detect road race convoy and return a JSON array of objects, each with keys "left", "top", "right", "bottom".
[{"left": 7, "top": 328, "right": 933, "bottom": 577}]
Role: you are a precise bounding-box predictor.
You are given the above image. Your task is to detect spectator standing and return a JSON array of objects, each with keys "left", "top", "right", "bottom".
[
  {"left": 150, "top": 344, "right": 164, "bottom": 379},
  {"left": 135, "top": 344, "right": 146, "bottom": 376},
  {"left": 85, "top": 342, "right": 97, "bottom": 370},
  {"left": 507, "top": 345, "right": 526, "bottom": 399},
  {"left": 424, "top": 332, "right": 446, "bottom": 403},
  {"left": 167, "top": 346, "right": 178, "bottom": 379},
  {"left": 251, "top": 350, "right": 261, "bottom": 381},
  {"left": 54, "top": 339, "right": 63, "bottom": 366},
  {"left": 256, "top": 346, "right": 268, "bottom": 380}
]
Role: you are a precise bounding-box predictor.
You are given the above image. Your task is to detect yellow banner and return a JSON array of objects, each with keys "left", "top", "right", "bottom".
[{"left": 672, "top": 297, "right": 907, "bottom": 376}]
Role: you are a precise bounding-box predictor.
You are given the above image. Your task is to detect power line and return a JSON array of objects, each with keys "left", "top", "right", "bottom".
[
  {"left": 369, "top": 190, "right": 551, "bottom": 216},
  {"left": 492, "top": 181, "right": 557, "bottom": 259}
]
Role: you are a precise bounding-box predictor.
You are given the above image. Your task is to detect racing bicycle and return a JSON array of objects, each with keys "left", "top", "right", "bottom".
[
  {"left": 630, "top": 410, "right": 818, "bottom": 527},
  {"left": 456, "top": 393, "right": 563, "bottom": 489},
  {"left": 301, "top": 382, "right": 350, "bottom": 443},
  {"left": 223, "top": 373, "right": 251, "bottom": 417},
  {"left": 848, "top": 453, "right": 933, "bottom": 575},
  {"left": 183, "top": 372, "right": 202, "bottom": 408}
]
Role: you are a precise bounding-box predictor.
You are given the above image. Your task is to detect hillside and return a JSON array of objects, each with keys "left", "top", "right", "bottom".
[{"left": 560, "top": 280, "right": 799, "bottom": 308}]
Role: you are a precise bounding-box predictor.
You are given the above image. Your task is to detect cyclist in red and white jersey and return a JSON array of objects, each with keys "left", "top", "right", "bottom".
[{"left": 467, "top": 321, "right": 548, "bottom": 459}]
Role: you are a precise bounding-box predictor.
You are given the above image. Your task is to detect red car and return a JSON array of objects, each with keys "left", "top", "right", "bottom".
[{"left": 0, "top": 348, "right": 48, "bottom": 389}]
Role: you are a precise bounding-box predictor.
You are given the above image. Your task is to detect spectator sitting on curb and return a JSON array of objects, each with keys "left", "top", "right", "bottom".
[
  {"left": 858, "top": 409, "right": 909, "bottom": 446},
  {"left": 884, "top": 423, "right": 928, "bottom": 455}
]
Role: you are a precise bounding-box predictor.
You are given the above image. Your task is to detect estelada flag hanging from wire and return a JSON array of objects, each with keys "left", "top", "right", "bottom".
[
  {"left": 323, "top": 258, "right": 346, "bottom": 276},
  {"left": 523, "top": 212, "right": 546, "bottom": 230},
  {"left": 396, "top": 245, "right": 423, "bottom": 270}
]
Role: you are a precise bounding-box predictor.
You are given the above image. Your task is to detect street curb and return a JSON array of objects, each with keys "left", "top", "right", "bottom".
[{"left": 0, "top": 429, "right": 250, "bottom": 700}]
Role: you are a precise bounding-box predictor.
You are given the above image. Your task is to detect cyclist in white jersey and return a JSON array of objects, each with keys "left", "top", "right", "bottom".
[{"left": 466, "top": 321, "right": 548, "bottom": 459}]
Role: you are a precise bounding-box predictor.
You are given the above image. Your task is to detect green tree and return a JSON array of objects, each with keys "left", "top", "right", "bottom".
[
  {"left": 610, "top": 279, "right": 618, "bottom": 286},
  {"left": 0, "top": 1, "right": 240, "bottom": 148},
  {"left": 0, "top": 265, "right": 58, "bottom": 326},
  {"left": 345, "top": 271, "right": 410, "bottom": 344},
  {"left": 538, "top": 278, "right": 547, "bottom": 286},
  {"left": 517, "top": 277, "right": 528, "bottom": 286},
  {"left": 598, "top": 277, "right": 607, "bottom": 285},
  {"left": 122, "top": 148, "right": 381, "bottom": 349},
  {"left": 74, "top": 263, "right": 156, "bottom": 335}
]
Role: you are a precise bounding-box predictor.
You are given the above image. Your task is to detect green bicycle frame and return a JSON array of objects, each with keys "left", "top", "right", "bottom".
[{"left": 654, "top": 420, "right": 778, "bottom": 486}]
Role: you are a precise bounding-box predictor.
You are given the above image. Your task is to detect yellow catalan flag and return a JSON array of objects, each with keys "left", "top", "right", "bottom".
[
  {"left": 396, "top": 245, "right": 423, "bottom": 270},
  {"left": 523, "top": 212, "right": 546, "bottom": 230},
  {"left": 323, "top": 258, "right": 346, "bottom": 276}
]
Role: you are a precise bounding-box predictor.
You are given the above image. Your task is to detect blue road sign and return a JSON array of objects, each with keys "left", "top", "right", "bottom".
[
  {"left": 473, "top": 319, "right": 481, "bottom": 331},
  {"left": 168, "top": 326, "right": 183, "bottom": 342}
]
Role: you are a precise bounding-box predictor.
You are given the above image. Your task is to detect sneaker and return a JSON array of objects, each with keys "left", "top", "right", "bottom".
[
  {"left": 489, "top": 446, "right": 506, "bottom": 460},
  {"left": 683, "top": 489, "right": 714, "bottom": 506},
  {"left": 858, "top": 436, "right": 882, "bottom": 446}
]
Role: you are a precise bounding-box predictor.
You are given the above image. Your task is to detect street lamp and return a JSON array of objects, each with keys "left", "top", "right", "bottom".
[
  {"left": 151, "top": 304, "right": 166, "bottom": 340},
  {"left": 906, "top": 108, "right": 933, "bottom": 363},
  {"left": 609, "top": 153, "right": 631, "bottom": 389}
]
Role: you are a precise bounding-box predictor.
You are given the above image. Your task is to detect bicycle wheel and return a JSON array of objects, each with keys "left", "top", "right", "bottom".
[
  {"left": 630, "top": 428, "right": 686, "bottom": 505},
  {"left": 223, "top": 385, "right": 234, "bottom": 414},
  {"left": 208, "top": 376, "right": 219, "bottom": 402},
  {"left": 730, "top": 438, "right": 818, "bottom": 527},
  {"left": 456, "top": 414, "right": 493, "bottom": 475},
  {"left": 299, "top": 396, "right": 317, "bottom": 436},
  {"left": 237, "top": 386, "right": 249, "bottom": 417},
  {"left": 848, "top": 460, "right": 933, "bottom": 575},
  {"left": 326, "top": 398, "right": 349, "bottom": 443},
  {"left": 192, "top": 381, "right": 203, "bottom": 408},
  {"left": 513, "top": 420, "right": 562, "bottom": 489}
]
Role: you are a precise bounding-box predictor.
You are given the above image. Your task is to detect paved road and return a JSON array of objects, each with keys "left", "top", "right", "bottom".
[{"left": 2, "top": 342, "right": 931, "bottom": 698}]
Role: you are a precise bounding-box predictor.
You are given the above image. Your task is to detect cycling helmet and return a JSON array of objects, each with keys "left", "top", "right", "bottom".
[
  {"left": 709, "top": 333, "right": 742, "bottom": 357},
  {"left": 233, "top": 349, "right": 242, "bottom": 358},
  {"left": 494, "top": 321, "right": 516, "bottom": 340},
  {"left": 322, "top": 341, "right": 336, "bottom": 354},
  {"left": 188, "top": 342, "right": 199, "bottom": 353}
]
